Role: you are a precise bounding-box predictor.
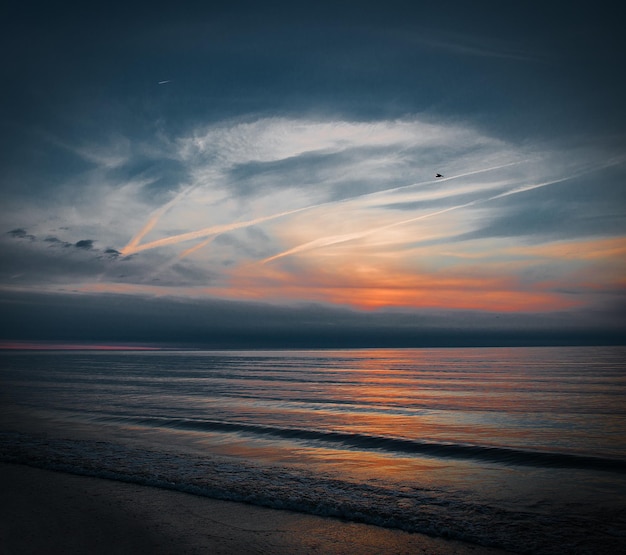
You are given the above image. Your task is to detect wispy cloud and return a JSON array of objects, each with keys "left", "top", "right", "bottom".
[
  {"left": 3, "top": 114, "right": 624, "bottom": 317},
  {"left": 390, "top": 27, "right": 546, "bottom": 63},
  {"left": 260, "top": 161, "right": 618, "bottom": 264},
  {"left": 177, "top": 118, "right": 484, "bottom": 166},
  {"left": 121, "top": 117, "right": 515, "bottom": 256}
]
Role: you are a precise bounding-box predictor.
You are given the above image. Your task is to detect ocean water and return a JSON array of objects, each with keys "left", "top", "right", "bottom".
[{"left": 1, "top": 346, "right": 625, "bottom": 554}]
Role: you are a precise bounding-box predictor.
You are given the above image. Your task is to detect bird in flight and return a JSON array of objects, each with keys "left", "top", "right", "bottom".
[
  {"left": 435, "top": 173, "right": 443, "bottom": 178},
  {"left": 158, "top": 80, "right": 171, "bottom": 85}
]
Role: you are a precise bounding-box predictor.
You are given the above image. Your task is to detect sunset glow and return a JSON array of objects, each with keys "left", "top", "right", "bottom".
[{"left": 1, "top": 4, "right": 624, "bottom": 347}]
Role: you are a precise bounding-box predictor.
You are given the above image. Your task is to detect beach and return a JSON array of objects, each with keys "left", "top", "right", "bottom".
[
  {"left": 1, "top": 462, "right": 514, "bottom": 554},
  {"left": 2, "top": 347, "right": 625, "bottom": 554}
]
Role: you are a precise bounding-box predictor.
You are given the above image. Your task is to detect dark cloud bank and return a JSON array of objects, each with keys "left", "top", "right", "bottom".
[{"left": 1, "top": 291, "right": 623, "bottom": 349}]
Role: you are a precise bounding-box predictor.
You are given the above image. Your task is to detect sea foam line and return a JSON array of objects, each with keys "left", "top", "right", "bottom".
[{"left": 92, "top": 414, "right": 626, "bottom": 473}]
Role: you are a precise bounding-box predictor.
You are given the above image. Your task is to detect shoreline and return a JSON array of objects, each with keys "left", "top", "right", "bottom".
[{"left": 1, "top": 462, "right": 514, "bottom": 554}]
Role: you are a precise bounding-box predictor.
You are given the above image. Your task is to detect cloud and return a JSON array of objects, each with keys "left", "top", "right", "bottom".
[
  {"left": 0, "top": 1, "right": 624, "bottom": 350},
  {"left": 44, "top": 236, "right": 71, "bottom": 247},
  {"left": 260, "top": 156, "right": 625, "bottom": 265},
  {"left": 0, "top": 289, "right": 623, "bottom": 348},
  {"left": 0, "top": 227, "right": 131, "bottom": 288},
  {"left": 7, "top": 228, "right": 35, "bottom": 241},
  {"left": 226, "top": 258, "right": 581, "bottom": 313},
  {"left": 177, "top": 118, "right": 481, "bottom": 166},
  {"left": 120, "top": 116, "right": 515, "bottom": 257},
  {"left": 2, "top": 113, "right": 624, "bottom": 323},
  {"left": 75, "top": 239, "right": 94, "bottom": 249}
]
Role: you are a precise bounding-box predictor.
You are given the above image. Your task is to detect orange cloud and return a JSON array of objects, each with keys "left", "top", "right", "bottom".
[
  {"left": 62, "top": 234, "right": 626, "bottom": 314},
  {"left": 221, "top": 261, "right": 580, "bottom": 312},
  {"left": 507, "top": 236, "right": 626, "bottom": 262}
]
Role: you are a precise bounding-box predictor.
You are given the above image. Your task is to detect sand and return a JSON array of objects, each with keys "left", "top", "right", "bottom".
[{"left": 0, "top": 463, "right": 513, "bottom": 554}]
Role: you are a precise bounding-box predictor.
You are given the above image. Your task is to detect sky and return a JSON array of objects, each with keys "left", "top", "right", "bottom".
[{"left": 1, "top": 1, "right": 625, "bottom": 348}]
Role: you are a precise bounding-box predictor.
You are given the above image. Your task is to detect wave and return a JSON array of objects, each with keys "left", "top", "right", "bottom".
[
  {"left": 3, "top": 426, "right": 626, "bottom": 554},
  {"left": 0, "top": 430, "right": 582, "bottom": 554},
  {"left": 92, "top": 414, "right": 626, "bottom": 474}
]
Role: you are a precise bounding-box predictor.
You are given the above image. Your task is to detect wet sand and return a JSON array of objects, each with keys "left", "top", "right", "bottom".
[{"left": 0, "top": 463, "right": 517, "bottom": 554}]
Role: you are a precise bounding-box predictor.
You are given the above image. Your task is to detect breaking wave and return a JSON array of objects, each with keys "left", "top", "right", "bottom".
[{"left": 92, "top": 414, "right": 626, "bottom": 473}]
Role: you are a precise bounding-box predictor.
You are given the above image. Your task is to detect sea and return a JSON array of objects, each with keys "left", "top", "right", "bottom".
[{"left": 1, "top": 346, "right": 625, "bottom": 554}]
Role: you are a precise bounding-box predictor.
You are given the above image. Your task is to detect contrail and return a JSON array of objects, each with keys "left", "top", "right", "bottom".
[
  {"left": 262, "top": 163, "right": 614, "bottom": 265},
  {"left": 178, "top": 236, "right": 217, "bottom": 260},
  {"left": 375, "top": 160, "right": 525, "bottom": 197},
  {"left": 122, "top": 205, "right": 315, "bottom": 255},
  {"left": 137, "top": 235, "right": 219, "bottom": 284},
  {"left": 341, "top": 160, "right": 526, "bottom": 210},
  {"left": 121, "top": 160, "right": 525, "bottom": 256},
  {"left": 121, "top": 186, "right": 194, "bottom": 255},
  {"left": 262, "top": 202, "right": 477, "bottom": 264}
]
